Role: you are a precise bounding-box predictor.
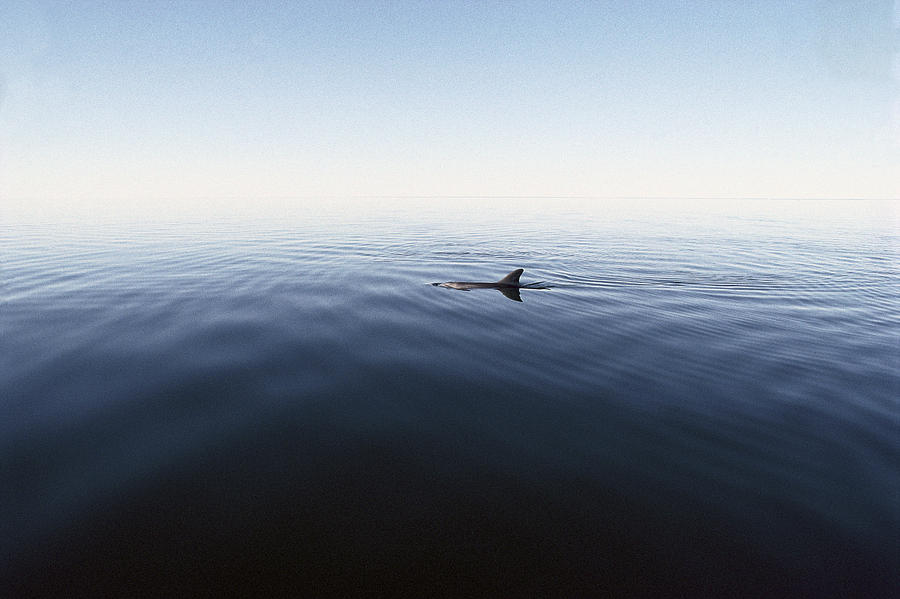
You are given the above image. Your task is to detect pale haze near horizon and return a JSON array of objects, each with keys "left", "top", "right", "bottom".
[{"left": 1, "top": 1, "right": 898, "bottom": 218}]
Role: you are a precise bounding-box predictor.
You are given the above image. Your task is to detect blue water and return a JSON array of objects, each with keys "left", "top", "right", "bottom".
[{"left": 2, "top": 199, "right": 898, "bottom": 596}]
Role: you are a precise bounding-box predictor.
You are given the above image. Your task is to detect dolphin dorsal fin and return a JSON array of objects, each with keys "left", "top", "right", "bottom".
[{"left": 497, "top": 269, "right": 524, "bottom": 285}]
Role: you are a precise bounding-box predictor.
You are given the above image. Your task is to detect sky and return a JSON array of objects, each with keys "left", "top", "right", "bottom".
[{"left": 1, "top": 1, "right": 898, "bottom": 215}]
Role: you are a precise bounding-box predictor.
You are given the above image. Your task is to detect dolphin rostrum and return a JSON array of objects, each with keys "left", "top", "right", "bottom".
[{"left": 432, "top": 268, "right": 548, "bottom": 302}]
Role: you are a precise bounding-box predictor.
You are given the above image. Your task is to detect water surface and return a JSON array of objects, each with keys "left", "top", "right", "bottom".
[{"left": 2, "top": 199, "right": 898, "bottom": 596}]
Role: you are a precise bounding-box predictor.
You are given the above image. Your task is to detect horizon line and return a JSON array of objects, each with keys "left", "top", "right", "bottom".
[{"left": 3, "top": 195, "right": 898, "bottom": 202}]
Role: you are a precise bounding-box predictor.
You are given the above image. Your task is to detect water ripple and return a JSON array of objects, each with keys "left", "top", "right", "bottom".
[{"left": 2, "top": 202, "right": 898, "bottom": 596}]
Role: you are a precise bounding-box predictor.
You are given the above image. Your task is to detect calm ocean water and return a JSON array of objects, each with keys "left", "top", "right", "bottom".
[{"left": 2, "top": 199, "right": 898, "bottom": 596}]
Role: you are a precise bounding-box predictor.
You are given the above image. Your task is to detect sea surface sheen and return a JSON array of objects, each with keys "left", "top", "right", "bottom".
[{"left": 2, "top": 199, "right": 898, "bottom": 596}]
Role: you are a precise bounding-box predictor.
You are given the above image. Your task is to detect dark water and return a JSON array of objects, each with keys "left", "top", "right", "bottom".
[{"left": 2, "top": 199, "right": 898, "bottom": 597}]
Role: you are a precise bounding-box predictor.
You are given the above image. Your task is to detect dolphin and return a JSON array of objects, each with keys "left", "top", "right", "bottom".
[{"left": 432, "top": 268, "right": 548, "bottom": 302}]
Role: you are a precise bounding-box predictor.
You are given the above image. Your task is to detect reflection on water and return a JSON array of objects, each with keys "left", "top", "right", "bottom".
[{"left": 2, "top": 199, "right": 898, "bottom": 596}]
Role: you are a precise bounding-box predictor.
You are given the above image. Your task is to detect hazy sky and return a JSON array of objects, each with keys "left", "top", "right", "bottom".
[{"left": 1, "top": 1, "right": 898, "bottom": 211}]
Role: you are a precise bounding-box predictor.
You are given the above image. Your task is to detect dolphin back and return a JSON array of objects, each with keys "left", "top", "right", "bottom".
[{"left": 496, "top": 269, "right": 524, "bottom": 285}]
